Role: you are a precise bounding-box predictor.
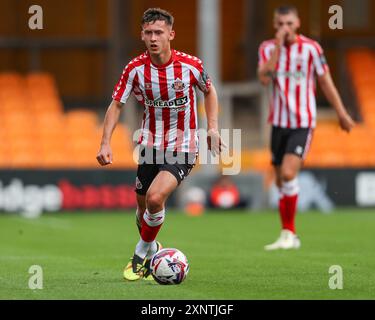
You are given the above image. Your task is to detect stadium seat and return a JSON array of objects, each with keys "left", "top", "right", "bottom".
[
  {"left": 0, "top": 72, "right": 137, "bottom": 169},
  {"left": 301, "top": 49, "right": 375, "bottom": 168}
]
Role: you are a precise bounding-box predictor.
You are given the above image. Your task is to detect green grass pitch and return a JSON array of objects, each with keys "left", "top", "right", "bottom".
[{"left": 0, "top": 209, "right": 375, "bottom": 300}]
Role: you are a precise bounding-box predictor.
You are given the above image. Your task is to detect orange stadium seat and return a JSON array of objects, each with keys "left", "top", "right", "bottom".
[
  {"left": 26, "top": 74, "right": 58, "bottom": 96},
  {"left": 1, "top": 113, "right": 35, "bottom": 130},
  {"left": 336, "top": 49, "right": 375, "bottom": 166},
  {"left": 8, "top": 138, "right": 40, "bottom": 168},
  {"left": 111, "top": 126, "right": 134, "bottom": 148},
  {"left": 41, "top": 151, "right": 70, "bottom": 168},
  {"left": 0, "top": 87, "right": 27, "bottom": 98},
  {"left": 249, "top": 149, "right": 272, "bottom": 171},
  {"left": 109, "top": 143, "right": 137, "bottom": 168},
  {"left": 9, "top": 153, "right": 39, "bottom": 168},
  {"left": 0, "top": 102, "right": 28, "bottom": 113},
  {"left": 0, "top": 72, "right": 24, "bottom": 87},
  {"left": 0, "top": 138, "right": 13, "bottom": 165},
  {"left": 66, "top": 109, "right": 98, "bottom": 123},
  {"left": 38, "top": 111, "right": 61, "bottom": 127},
  {"left": 238, "top": 150, "right": 252, "bottom": 170},
  {"left": 34, "top": 102, "right": 61, "bottom": 113},
  {"left": 40, "top": 136, "right": 66, "bottom": 153}
]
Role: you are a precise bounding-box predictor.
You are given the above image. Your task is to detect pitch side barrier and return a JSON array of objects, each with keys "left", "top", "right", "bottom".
[
  {"left": 1, "top": 168, "right": 373, "bottom": 216},
  {"left": 269, "top": 168, "right": 375, "bottom": 212},
  {"left": 177, "top": 168, "right": 375, "bottom": 213},
  {"left": 0, "top": 169, "right": 139, "bottom": 217}
]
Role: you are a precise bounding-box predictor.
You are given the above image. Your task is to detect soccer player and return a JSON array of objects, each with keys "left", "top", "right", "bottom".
[
  {"left": 96, "top": 8, "right": 223, "bottom": 279},
  {"left": 257, "top": 5, "right": 355, "bottom": 250}
]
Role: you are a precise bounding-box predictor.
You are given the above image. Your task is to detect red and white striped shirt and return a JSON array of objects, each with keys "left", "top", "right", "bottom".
[
  {"left": 112, "top": 49, "right": 211, "bottom": 153},
  {"left": 258, "top": 34, "right": 329, "bottom": 128}
]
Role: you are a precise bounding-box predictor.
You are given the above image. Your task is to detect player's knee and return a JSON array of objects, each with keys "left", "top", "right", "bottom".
[
  {"left": 281, "top": 177, "right": 299, "bottom": 196},
  {"left": 281, "top": 168, "right": 297, "bottom": 182},
  {"left": 146, "top": 192, "right": 165, "bottom": 211}
]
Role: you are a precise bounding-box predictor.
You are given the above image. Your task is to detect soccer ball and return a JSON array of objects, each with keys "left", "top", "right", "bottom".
[{"left": 150, "top": 248, "right": 189, "bottom": 285}]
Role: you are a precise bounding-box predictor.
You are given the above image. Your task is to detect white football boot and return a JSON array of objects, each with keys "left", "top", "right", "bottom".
[{"left": 264, "top": 229, "right": 301, "bottom": 251}]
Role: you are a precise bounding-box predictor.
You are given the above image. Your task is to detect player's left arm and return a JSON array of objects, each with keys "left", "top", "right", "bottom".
[
  {"left": 318, "top": 71, "right": 355, "bottom": 132},
  {"left": 195, "top": 61, "right": 226, "bottom": 155},
  {"left": 203, "top": 84, "right": 226, "bottom": 155}
]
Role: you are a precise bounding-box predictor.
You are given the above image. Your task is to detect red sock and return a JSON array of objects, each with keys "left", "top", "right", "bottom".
[
  {"left": 279, "top": 194, "right": 286, "bottom": 228},
  {"left": 279, "top": 194, "right": 298, "bottom": 233},
  {"left": 140, "top": 209, "right": 165, "bottom": 242}
]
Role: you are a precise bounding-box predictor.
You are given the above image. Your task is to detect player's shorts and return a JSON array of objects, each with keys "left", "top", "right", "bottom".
[
  {"left": 271, "top": 126, "right": 313, "bottom": 166},
  {"left": 135, "top": 146, "right": 197, "bottom": 195}
]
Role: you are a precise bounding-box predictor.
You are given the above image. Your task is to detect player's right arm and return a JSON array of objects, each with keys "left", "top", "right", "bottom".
[
  {"left": 96, "top": 100, "right": 123, "bottom": 166},
  {"left": 96, "top": 62, "right": 136, "bottom": 166},
  {"left": 257, "top": 28, "right": 287, "bottom": 86}
]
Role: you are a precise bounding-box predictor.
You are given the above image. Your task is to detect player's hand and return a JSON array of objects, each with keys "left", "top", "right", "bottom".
[
  {"left": 96, "top": 143, "right": 113, "bottom": 166},
  {"left": 207, "top": 129, "right": 227, "bottom": 156},
  {"left": 338, "top": 112, "right": 355, "bottom": 133},
  {"left": 275, "top": 28, "right": 288, "bottom": 47}
]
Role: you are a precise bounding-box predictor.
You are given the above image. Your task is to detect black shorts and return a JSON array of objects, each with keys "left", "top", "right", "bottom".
[
  {"left": 135, "top": 146, "right": 197, "bottom": 195},
  {"left": 271, "top": 126, "right": 313, "bottom": 166}
]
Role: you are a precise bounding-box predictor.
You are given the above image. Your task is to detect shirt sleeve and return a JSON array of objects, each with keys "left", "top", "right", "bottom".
[
  {"left": 112, "top": 63, "right": 137, "bottom": 104},
  {"left": 258, "top": 42, "right": 273, "bottom": 66},
  {"left": 192, "top": 59, "right": 211, "bottom": 93},
  {"left": 311, "top": 42, "right": 329, "bottom": 77}
]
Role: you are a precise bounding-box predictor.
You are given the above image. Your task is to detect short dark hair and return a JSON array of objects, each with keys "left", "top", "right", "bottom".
[
  {"left": 274, "top": 5, "right": 299, "bottom": 16},
  {"left": 142, "top": 8, "right": 174, "bottom": 27}
]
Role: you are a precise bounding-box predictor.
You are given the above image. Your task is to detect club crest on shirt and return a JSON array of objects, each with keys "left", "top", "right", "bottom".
[
  {"left": 171, "top": 78, "right": 185, "bottom": 92},
  {"left": 145, "top": 83, "right": 152, "bottom": 90},
  {"left": 295, "top": 71, "right": 304, "bottom": 84},
  {"left": 295, "top": 56, "right": 304, "bottom": 66}
]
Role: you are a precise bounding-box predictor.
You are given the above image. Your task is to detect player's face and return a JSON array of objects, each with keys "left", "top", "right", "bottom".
[
  {"left": 141, "top": 20, "right": 175, "bottom": 55},
  {"left": 274, "top": 13, "right": 300, "bottom": 42}
]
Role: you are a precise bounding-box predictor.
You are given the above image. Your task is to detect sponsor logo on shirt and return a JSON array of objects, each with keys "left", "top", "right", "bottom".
[
  {"left": 144, "top": 96, "right": 188, "bottom": 109},
  {"left": 275, "top": 70, "right": 306, "bottom": 79}
]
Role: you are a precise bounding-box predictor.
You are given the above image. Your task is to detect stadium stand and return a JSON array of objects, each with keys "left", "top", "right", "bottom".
[{"left": 0, "top": 72, "right": 136, "bottom": 169}]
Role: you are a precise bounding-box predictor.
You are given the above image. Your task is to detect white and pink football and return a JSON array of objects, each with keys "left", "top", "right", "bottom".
[{"left": 150, "top": 248, "right": 189, "bottom": 285}]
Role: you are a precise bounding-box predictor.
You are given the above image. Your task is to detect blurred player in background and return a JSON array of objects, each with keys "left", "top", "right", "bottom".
[
  {"left": 258, "top": 5, "right": 355, "bottom": 250},
  {"left": 97, "top": 8, "right": 223, "bottom": 280}
]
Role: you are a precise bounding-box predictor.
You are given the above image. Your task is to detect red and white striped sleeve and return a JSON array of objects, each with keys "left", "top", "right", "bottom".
[
  {"left": 193, "top": 59, "right": 211, "bottom": 93},
  {"left": 180, "top": 53, "right": 212, "bottom": 93},
  {"left": 258, "top": 41, "right": 274, "bottom": 66},
  {"left": 310, "top": 41, "right": 329, "bottom": 77},
  {"left": 198, "top": 67, "right": 211, "bottom": 93},
  {"left": 112, "top": 62, "right": 137, "bottom": 104}
]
